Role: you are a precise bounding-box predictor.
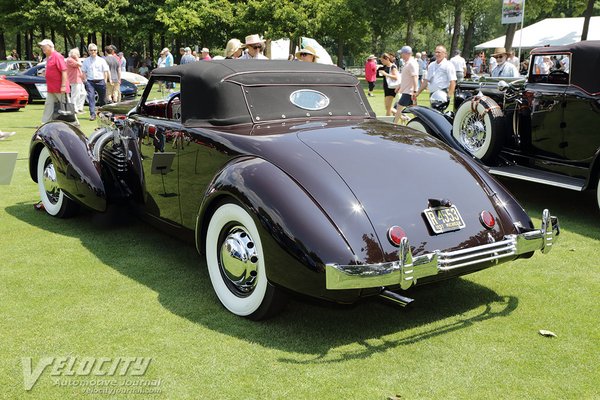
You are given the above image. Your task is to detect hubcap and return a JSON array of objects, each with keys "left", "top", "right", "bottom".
[
  {"left": 219, "top": 226, "right": 259, "bottom": 297},
  {"left": 459, "top": 112, "right": 487, "bottom": 153},
  {"left": 42, "top": 161, "right": 61, "bottom": 204}
]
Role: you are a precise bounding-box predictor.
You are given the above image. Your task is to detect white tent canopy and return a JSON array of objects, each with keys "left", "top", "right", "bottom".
[{"left": 475, "top": 17, "right": 600, "bottom": 49}]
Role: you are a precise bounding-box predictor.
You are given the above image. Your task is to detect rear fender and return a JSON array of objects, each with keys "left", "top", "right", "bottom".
[
  {"left": 196, "top": 156, "right": 361, "bottom": 302},
  {"left": 30, "top": 122, "right": 107, "bottom": 212},
  {"left": 404, "top": 105, "right": 468, "bottom": 155}
]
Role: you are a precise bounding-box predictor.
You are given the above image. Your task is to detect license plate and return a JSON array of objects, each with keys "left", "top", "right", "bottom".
[{"left": 423, "top": 205, "right": 466, "bottom": 234}]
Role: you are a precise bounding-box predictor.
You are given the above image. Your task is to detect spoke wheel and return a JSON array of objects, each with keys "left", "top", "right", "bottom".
[{"left": 452, "top": 96, "right": 504, "bottom": 163}]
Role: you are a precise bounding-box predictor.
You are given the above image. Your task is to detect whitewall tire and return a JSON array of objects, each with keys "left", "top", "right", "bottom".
[
  {"left": 36, "top": 146, "right": 77, "bottom": 218},
  {"left": 406, "top": 117, "right": 433, "bottom": 135},
  {"left": 452, "top": 96, "right": 504, "bottom": 163},
  {"left": 205, "top": 202, "right": 285, "bottom": 319}
]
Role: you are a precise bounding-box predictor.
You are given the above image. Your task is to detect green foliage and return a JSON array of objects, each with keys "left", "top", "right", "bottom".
[{"left": 157, "top": 0, "right": 235, "bottom": 44}]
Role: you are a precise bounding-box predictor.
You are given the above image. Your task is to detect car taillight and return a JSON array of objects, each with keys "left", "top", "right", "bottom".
[
  {"left": 388, "top": 226, "right": 406, "bottom": 246},
  {"left": 480, "top": 211, "right": 495, "bottom": 229}
]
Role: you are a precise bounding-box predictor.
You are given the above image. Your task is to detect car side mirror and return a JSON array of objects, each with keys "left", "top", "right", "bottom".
[{"left": 497, "top": 80, "right": 509, "bottom": 92}]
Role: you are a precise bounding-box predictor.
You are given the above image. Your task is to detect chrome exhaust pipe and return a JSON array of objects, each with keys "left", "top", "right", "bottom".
[{"left": 379, "top": 288, "right": 414, "bottom": 308}]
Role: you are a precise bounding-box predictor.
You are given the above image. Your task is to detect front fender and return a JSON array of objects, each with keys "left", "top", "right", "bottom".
[
  {"left": 196, "top": 156, "right": 362, "bottom": 303},
  {"left": 30, "top": 122, "right": 107, "bottom": 212},
  {"left": 404, "top": 105, "right": 468, "bottom": 155}
]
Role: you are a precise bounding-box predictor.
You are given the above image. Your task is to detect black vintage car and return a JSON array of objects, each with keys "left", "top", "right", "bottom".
[
  {"left": 30, "top": 61, "right": 559, "bottom": 319},
  {"left": 408, "top": 40, "right": 600, "bottom": 210}
]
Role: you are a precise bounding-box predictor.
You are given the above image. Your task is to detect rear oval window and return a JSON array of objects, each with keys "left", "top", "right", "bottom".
[{"left": 289, "top": 89, "right": 330, "bottom": 111}]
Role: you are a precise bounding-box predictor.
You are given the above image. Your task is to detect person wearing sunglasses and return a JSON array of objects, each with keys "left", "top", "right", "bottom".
[
  {"left": 490, "top": 47, "right": 519, "bottom": 78},
  {"left": 295, "top": 46, "right": 319, "bottom": 63},
  {"left": 240, "top": 34, "right": 268, "bottom": 60},
  {"left": 81, "top": 43, "right": 109, "bottom": 121}
]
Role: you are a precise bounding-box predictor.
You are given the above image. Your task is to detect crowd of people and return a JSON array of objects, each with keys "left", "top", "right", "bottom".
[
  {"left": 35, "top": 33, "right": 326, "bottom": 124},
  {"left": 364, "top": 44, "right": 537, "bottom": 124},
  {"left": 34, "top": 32, "right": 330, "bottom": 122}
]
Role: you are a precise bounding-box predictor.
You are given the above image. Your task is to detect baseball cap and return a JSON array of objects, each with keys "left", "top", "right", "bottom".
[{"left": 38, "top": 39, "right": 54, "bottom": 47}]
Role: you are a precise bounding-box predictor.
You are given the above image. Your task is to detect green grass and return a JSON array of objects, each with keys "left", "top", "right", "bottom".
[{"left": 1, "top": 103, "right": 599, "bottom": 399}]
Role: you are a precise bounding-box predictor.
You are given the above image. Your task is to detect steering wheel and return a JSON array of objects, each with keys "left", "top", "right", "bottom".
[
  {"left": 548, "top": 70, "right": 568, "bottom": 76},
  {"left": 166, "top": 93, "right": 181, "bottom": 120}
]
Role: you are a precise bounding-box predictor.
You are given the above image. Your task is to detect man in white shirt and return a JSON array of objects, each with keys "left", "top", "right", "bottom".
[
  {"left": 82, "top": 43, "right": 109, "bottom": 120},
  {"left": 393, "top": 46, "right": 419, "bottom": 124},
  {"left": 416, "top": 45, "right": 457, "bottom": 110},
  {"left": 491, "top": 47, "right": 519, "bottom": 78},
  {"left": 507, "top": 50, "right": 520, "bottom": 69},
  {"left": 450, "top": 50, "right": 467, "bottom": 82}
]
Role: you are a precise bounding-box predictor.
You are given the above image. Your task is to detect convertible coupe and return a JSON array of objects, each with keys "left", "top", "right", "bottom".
[
  {"left": 29, "top": 61, "right": 559, "bottom": 319},
  {"left": 407, "top": 40, "right": 600, "bottom": 210}
]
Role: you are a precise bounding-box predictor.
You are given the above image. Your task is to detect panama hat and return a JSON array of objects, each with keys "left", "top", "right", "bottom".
[
  {"left": 295, "top": 45, "right": 319, "bottom": 60},
  {"left": 243, "top": 34, "right": 265, "bottom": 47},
  {"left": 492, "top": 47, "right": 508, "bottom": 57}
]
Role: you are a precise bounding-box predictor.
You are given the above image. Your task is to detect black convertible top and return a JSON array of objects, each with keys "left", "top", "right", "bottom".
[
  {"left": 530, "top": 40, "right": 600, "bottom": 95},
  {"left": 150, "top": 60, "right": 372, "bottom": 126}
]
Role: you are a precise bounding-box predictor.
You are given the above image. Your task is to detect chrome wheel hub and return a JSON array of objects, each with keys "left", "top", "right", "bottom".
[
  {"left": 219, "top": 226, "right": 259, "bottom": 296},
  {"left": 42, "top": 161, "right": 60, "bottom": 204},
  {"left": 459, "top": 113, "right": 486, "bottom": 152}
]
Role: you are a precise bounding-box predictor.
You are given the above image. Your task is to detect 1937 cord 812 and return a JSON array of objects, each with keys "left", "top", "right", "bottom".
[
  {"left": 407, "top": 40, "right": 600, "bottom": 210},
  {"left": 30, "top": 61, "right": 559, "bottom": 319}
]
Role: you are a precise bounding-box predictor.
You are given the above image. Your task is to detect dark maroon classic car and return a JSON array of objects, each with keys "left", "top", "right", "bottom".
[
  {"left": 407, "top": 40, "right": 600, "bottom": 211},
  {"left": 30, "top": 61, "right": 559, "bottom": 319}
]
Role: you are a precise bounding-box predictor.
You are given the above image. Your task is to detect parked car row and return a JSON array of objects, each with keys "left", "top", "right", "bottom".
[{"left": 2, "top": 62, "right": 140, "bottom": 106}]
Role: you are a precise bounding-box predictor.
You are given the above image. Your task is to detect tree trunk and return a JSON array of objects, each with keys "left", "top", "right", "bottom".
[
  {"left": 581, "top": 0, "right": 595, "bottom": 41},
  {"left": 41, "top": 27, "right": 46, "bottom": 40},
  {"left": 25, "top": 30, "right": 32, "bottom": 60},
  {"left": 337, "top": 37, "right": 344, "bottom": 68},
  {"left": 463, "top": 19, "right": 475, "bottom": 58},
  {"left": 0, "top": 31, "right": 6, "bottom": 60},
  {"left": 50, "top": 29, "right": 56, "bottom": 46},
  {"left": 16, "top": 33, "right": 21, "bottom": 59},
  {"left": 64, "top": 31, "right": 68, "bottom": 55},
  {"left": 450, "top": 0, "right": 462, "bottom": 57},
  {"left": 504, "top": 24, "right": 517, "bottom": 51},
  {"left": 148, "top": 32, "right": 154, "bottom": 64},
  {"left": 404, "top": 0, "right": 414, "bottom": 46},
  {"left": 80, "top": 35, "right": 85, "bottom": 54}
]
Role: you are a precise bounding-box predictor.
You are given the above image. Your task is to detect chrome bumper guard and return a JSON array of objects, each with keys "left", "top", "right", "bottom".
[{"left": 326, "top": 209, "right": 559, "bottom": 290}]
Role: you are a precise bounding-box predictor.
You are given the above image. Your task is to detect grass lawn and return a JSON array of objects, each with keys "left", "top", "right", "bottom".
[{"left": 0, "top": 101, "right": 598, "bottom": 399}]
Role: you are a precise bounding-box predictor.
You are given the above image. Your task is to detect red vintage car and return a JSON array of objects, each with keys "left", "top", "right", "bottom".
[{"left": 0, "top": 75, "right": 29, "bottom": 111}]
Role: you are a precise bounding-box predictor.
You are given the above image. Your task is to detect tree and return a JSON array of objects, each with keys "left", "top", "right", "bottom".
[
  {"left": 157, "top": 0, "right": 235, "bottom": 47},
  {"left": 581, "top": 0, "right": 597, "bottom": 40}
]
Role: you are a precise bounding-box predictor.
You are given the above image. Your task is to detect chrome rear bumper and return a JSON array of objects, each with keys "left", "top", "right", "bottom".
[{"left": 326, "top": 209, "right": 559, "bottom": 290}]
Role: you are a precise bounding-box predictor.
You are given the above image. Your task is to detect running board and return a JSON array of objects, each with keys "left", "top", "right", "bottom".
[{"left": 487, "top": 165, "right": 585, "bottom": 191}]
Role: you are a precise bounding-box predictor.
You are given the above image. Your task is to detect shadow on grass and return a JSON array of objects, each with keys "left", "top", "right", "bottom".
[
  {"left": 497, "top": 177, "right": 600, "bottom": 239},
  {"left": 9, "top": 201, "right": 518, "bottom": 362}
]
